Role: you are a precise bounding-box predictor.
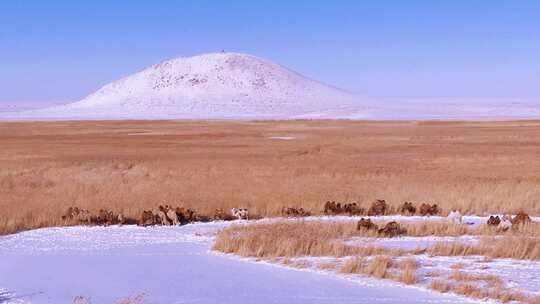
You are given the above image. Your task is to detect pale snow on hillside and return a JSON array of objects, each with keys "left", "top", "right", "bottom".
[
  {"left": 0, "top": 52, "right": 538, "bottom": 120},
  {"left": 0, "top": 53, "right": 363, "bottom": 120}
]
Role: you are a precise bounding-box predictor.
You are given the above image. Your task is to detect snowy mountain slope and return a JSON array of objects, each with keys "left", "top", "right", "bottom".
[{"left": 1, "top": 53, "right": 364, "bottom": 120}]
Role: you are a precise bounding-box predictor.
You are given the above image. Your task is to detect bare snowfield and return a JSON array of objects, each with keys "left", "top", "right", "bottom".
[{"left": 0, "top": 219, "right": 492, "bottom": 304}]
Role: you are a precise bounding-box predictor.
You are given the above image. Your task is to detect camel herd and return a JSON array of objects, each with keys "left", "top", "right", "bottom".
[
  {"left": 61, "top": 205, "right": 251, "bottom": 227},
  {"left": 356, "top": 218, "right": 407, "bottom": 237},
  {"left": 354, "top": 209, "right": 533, "bottom": 238},
  {"left": 281, "top": 206, "right": 311, "bottom": 217},
  {"left": 486, "top": 211, "right": 532, "bottom": 232},
  {"left": 323, "top": 200, "right": 440, "bottom": 217},
  {"left": 324, "top": 201, "right": 365, "bottom": 215},
  {"left": 61, "top": 207, "right": 136, "bottom": 226},
  {"left": 61, "top": 200, "right": 533, "bottom": 235},
  {"left": 138, "top": 205, "right": 198, "bottom": 226}
]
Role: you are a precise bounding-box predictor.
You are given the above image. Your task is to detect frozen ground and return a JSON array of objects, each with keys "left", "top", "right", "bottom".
[
  {"left": 289, "top": 253, "right": 540, "bottom": 301},
  {"left": 345, "top": 235, "right": 480, "bottom": 251},
  {"left": 418, "top": 255, "right": 540, "bottom": 297},
  {"left": 0, "top": 221, "right": 484, "bottom": 304},
  {"left": 342, "top": 236, "right": 540, "bottom": 297}
]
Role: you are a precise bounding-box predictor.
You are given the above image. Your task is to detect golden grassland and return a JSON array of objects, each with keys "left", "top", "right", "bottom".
[{"left": 1, "top": 120, "right": 540, "bottom": 234}]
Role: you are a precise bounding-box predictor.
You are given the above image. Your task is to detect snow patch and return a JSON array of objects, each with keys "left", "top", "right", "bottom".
[
  {"left": 269, "top": 136, "right": 295, "bottom": 140},
  {"left": 345, "top": 236, "right": 480, "bottom": 251}
]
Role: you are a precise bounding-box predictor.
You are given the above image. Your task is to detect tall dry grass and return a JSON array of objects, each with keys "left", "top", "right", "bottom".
[
  {"left": 363, "top": 255, "right": 394, "bottom": 279},
  {"left": 212, "top": 219, "right": 517, "bottom": 258},
  {"left": 212, "top": 221, "right": 407, "bottom": 258},
  {"left": 2, "top": 120, "right": 540, "bottom": 234},
  {"left": 449, "top": 270, "right": 503, "bottom": 287},
  {"left": 429, "top": 279, "right": 451, "bottom": 293},
  {"left": 339, "top": 257, "right": 365, "bottom": 274},
  {"left": 339, "top": 256, "right": 418, "bottom": 285},
  {"left": 398, "top": 258, "right": 419, "bottom": 284},
  {"left": 213, "top": 219, "right": 540, "bottom": 261},
  {"left": 428, "top": 272, "right": 530, "bottom": 303},
  {"left": 428, "top": 236, "right": 540, "bottom": 260},
  {"left": 214, "top": 219, "right": 540, "bottom": 256}
]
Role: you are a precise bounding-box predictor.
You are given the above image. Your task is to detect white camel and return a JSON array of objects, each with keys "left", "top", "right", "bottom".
[
  {"left": 447, "top": 210, "right": 462, "bottom": 224},
  {"left": 231, "top": 208, "right": 249, "bottom": 220}
]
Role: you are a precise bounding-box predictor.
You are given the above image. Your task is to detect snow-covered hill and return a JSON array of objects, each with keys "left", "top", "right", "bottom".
[
  {"left": 1, "top": 52, "right": 538, "bottom": 120},
  {"left": 2, "top": 53, "right": 364, "bottom": 120}
]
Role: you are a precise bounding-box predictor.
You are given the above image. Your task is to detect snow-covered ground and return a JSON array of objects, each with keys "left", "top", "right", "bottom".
[
  {"left": 1, "top": 221, "right": 485, "bottom": 304},
  {"left": 345, "top": 235, "right": 480, "bottom": 251},
  {"left": 288, "top": 252, "right": 540, "bottom": 301},
  {"left": 319, "top": 97, "right": 540, "bottom": 120},
  {"left": 0, "top": 101, "right": 64, "bottom": 113},
  {"left": 342, "top": 235, "right": 540, "bottom": 297},
  {"left": 418, "top": 255, "right": 540, "bottom": 297}
]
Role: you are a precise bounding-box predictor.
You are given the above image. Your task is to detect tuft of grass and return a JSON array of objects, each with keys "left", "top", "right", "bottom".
[
  {"left": 364, "top": 255, "right": 393, "bottom": 279},
  {"left": 453, "top": 283, "right": 487, "bottom": 299},
  {"left": 428, "top": 278, "right": 529, "bottom": 303},
  {"left": 397, "top": 258, "right": 418, "bottom": 284},
  {"left": 429, "top": 279, "right": 451, "bottom": 293},
  {"left": 339, "top": 257, "right": 365, "bottom": 274},
  {"left": 73, "top": 296, "right": 92, "bottom": 304},
  {"left": 339, "top": 255, "right": 396, "bottom": 280},
  {"left": 115, "top": 294, "right": 146, "bottom": 304},
  {"left": 449, "top": 270, "right": 503, "bottom": 287}
]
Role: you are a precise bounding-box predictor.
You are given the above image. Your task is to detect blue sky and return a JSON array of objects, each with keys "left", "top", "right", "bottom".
[{"left": 1, "top": 1, "right": 539, "bottom": 104}]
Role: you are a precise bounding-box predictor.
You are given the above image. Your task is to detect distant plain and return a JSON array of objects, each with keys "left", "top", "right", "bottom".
[{"left": 1, "top": 120, "right": 539, "bottom": 235}]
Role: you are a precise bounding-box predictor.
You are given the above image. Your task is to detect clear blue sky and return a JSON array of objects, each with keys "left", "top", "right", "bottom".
[{"left": 1, "top": 1, "right": 539, "bottom": 104}]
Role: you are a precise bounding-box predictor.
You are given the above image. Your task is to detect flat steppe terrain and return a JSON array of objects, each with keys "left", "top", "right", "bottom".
[{"left": 1, "top": 120, "right": 540, "bottom": 234}]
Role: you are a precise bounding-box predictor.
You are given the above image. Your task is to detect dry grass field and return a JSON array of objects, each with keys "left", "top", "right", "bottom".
[{"left": 1, "top": 120, "right": 540, "bottom": 235}]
